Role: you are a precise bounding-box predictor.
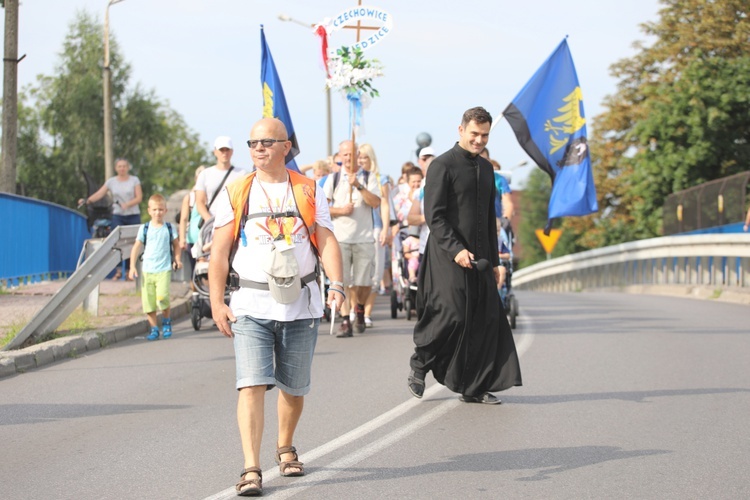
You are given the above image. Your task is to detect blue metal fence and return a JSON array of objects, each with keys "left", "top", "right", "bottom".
[{"left": 1, "top": 193, "right": 90, "bottom": 286}]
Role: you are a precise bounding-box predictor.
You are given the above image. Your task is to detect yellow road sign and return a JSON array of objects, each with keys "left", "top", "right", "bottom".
[{"left": 535, "top": 229, "right": 563, "bottom": 254}]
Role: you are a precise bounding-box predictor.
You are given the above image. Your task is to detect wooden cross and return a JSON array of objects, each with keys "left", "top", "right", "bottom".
[
  {"left": 335, "top": 0, "right": 380, "bottom": 202},
  {"left": 341, "top": 0, "right": 380, "bottom": 42}
]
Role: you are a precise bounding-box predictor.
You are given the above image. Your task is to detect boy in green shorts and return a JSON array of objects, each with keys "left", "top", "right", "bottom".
[{"left": 129, "top": 194, "right": 182, "bottom": 340}]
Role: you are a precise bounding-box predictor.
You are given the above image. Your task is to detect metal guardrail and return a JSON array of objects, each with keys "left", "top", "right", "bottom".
[
  {"left": 513, "top": 234, "right": 750, "bottom": 292},
  {"left": 2, "top": 225, "right": 138, "bottom": 351}
]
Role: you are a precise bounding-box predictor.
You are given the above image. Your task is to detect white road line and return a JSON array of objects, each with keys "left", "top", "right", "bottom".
[
  {"left": 270, "top": 398, "right": 460, "bottom": 499},
  {"left": 202, "top": 384, "right": 448, "bottom": 500},
  {"left": 515, "top": 316, "right": 535, "bottom": 358},
  {"left": 204, "top": 319, "right": 535, "bottom": 500}
]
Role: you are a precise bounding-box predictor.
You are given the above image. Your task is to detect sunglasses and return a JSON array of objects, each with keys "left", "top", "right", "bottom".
[{"left": 247, "top": 138, "right": 287, "bottom": 149}]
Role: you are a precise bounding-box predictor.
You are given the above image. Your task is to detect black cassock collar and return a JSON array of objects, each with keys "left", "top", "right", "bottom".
[{"left": 452, "top": 142, "right": 479, "bottom": 161}]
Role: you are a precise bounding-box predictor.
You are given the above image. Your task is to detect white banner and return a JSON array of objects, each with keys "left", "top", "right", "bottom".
[{"left": 322, "top": 5, "right": 393, "bottom": 53}]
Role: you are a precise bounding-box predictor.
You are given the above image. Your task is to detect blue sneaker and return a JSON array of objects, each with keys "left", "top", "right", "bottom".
[
  {"left": 161, "top": 318, "right": 172, "bottom": 339},
  {"left": 147, "top": 326, "right": 160, "bottom": 341}
]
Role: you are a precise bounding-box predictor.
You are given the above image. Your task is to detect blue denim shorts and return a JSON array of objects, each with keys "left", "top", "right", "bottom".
[{"left": 232, "top": 316, "right": 319, "bottom": 396}]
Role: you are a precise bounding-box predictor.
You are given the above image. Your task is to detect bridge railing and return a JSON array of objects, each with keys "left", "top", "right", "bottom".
[
  {"left": 0, "top": 193, "right": 90, "bottom": 286},
  {"left": 513, "top": 234, "right": 750, "bottom": 292}
]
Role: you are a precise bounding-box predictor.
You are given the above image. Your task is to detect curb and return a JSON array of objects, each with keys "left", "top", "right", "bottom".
[{"left": 0, "top": 297, "right": 191, "bottom": 379}]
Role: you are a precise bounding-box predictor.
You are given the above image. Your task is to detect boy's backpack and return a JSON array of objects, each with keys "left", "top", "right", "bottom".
[{"left": 140, "top": 222, "right": 174, "bottom": 264}]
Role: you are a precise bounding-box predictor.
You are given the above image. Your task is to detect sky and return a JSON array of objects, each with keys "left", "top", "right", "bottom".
[{"left": 16, "top": 0, "right": 662, "bottom": 189}]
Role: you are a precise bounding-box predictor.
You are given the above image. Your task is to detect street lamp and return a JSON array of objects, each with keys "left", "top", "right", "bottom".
[
  {"left": 278, "top": 13, "right": 333, "bottom": 157},
  {"left": 103, "top": 0, "right": 125, "bottom": 180},
  {"left": 278, "top": 14, "right": 311, "bottom": 29}
]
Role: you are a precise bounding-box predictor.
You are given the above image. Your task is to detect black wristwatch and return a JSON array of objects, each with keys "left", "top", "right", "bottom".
[{"left": 355, "top": 183, "right": 364, "bottom": 191}]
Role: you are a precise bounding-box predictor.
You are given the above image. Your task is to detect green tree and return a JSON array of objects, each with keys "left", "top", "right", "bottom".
[
  {"left": 578, "top": 0, "right": 750, "bottom": 246},
  {"left": 629, "top": 55, "right": 750, "bottom": 234},
  {"left": 517, "top": 169, "right": 551, "bottom": 268},
  {"left": 516, "top": 168, "right": 586, "bottom": 268},
  {"left": 16, "top": 11, "right": 209, "bottom": 209}
]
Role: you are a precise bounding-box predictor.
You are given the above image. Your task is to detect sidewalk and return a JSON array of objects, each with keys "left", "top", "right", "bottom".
[{"left": 0, "top": 278, "right": 191, "bottom": 378}]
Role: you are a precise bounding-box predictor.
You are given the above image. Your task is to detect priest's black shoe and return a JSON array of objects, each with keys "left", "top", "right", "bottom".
[
  {"left": 407, "top": 370, "right": 425, "bottom": 399},
  {"left": 459, "top": 393, "right": 501, "bottom": 405}
]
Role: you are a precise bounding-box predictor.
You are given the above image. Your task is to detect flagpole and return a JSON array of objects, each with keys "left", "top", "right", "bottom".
[
  {"left": 490, "top": 112, "right": 505, "bottom": 132},
  {"left": 349, "top": 100, "right": 355, "bottom": 203}
]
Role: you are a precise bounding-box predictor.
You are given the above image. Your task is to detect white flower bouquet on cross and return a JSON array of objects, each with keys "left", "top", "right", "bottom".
[{"left": 325, "top": 45, "right": 384, "bottom": 99}]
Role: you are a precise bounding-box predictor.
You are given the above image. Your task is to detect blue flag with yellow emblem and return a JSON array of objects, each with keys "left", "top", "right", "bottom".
[
  {"left": 261, "top": 26, "right": 300, "bottom": 172},
  {"left": 504, "top": 38, "right": 598, "bottom": 227}
]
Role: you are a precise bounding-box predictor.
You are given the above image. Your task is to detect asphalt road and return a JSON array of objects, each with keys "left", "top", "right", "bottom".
[{"left": 1, "top": 291, "right": 749, "bottom": 499}]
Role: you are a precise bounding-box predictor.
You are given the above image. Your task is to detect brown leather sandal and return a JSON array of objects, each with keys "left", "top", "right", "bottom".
[
  {"left": 236, "top": 467, "right": 262, "bottom": 497},
  {"left": 275, "top": 445, "right": 305, "bottom": 477}
]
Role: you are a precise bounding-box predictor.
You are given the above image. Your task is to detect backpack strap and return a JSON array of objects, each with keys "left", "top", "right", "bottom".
[
  {"left": 207, "top": 166, "right": 234, "bottom": 211},
  {"left": 166, "top": 222, "right": 174, "bottom": 265},
  {"left": 139, "top": 222, "right": 150, "bottom": 262},
  {"left": 226, "top": 171, "right": 319, "bottom": 273}
]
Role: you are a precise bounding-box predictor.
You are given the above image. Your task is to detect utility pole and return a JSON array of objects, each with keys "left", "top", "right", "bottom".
[
  {"left": 103, "top": 0, "right": 124, "bottom": 181},
  {"left": 103, "top": 2, "right": 114, "bottom": 180},
  {"left": 278, "top": 13, "right": 333, "bottom": 157},
  {"left": 1, "top": 0, "right": 20, "bottom": 193}
]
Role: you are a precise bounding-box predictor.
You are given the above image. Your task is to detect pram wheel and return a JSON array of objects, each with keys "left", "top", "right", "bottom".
[
  {"left": 405, "top": 296, "right": 413, "bottom": 321},
  {"left": 508, "top": 294, "right": 518, "bottom": 329},
  {"left": 191, "top": 305, "right": 202, "bottom": 330},
  {"left": 390, "top": 289, "right": 398, "bottom": 319}
]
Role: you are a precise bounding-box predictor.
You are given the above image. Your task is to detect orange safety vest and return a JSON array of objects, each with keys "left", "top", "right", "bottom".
[{"left": 226, "top": 169, "right": 318, "bottom": 253}]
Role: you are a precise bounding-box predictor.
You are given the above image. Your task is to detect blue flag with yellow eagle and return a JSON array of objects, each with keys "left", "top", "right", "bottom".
[
  {"left": 261, "top": 26, "right": 300, "bottom": 172},
  {"left": 504, "top": 38, "right": 598, "bottom": 228}
]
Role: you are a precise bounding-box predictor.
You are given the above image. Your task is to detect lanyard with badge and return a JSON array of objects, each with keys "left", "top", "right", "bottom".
[{"left": 240, "top": 174, "right": 296, "bottom": 251}]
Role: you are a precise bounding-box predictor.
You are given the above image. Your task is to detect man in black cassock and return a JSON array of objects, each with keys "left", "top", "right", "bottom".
[{"left": 407, "top": 107, "right": 522, "bottom": 404}]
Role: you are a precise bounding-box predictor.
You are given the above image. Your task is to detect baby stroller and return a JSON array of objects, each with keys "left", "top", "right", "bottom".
[
  {"left": 190, "top": 216, "right": 231, "bottom": 330},
  {"left": 80, "top": 170, "right": 113, "bottom": 238},
  {"left": 498, "top": 220, "right": 519, "bottom": 329},
  {"left": 390, "top": 226, "right": 420, "bottom": 320}
]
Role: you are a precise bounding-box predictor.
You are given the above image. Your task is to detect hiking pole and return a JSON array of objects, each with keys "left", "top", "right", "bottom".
[{"left": 329, "top": 299, "right": 337, "bottom": 335}]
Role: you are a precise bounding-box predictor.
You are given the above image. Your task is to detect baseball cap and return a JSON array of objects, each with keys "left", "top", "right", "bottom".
[
  {"left": 214, "top": 136, "right": 233, "bottom": 150},
  {"left": 419, "top": 146, "right": 435, "bottom": 158}
]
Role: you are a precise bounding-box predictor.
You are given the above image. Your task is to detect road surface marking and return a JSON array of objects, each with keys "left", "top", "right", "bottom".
[{"left": 204, "top": 319, "right": 534, "bottom": 499}]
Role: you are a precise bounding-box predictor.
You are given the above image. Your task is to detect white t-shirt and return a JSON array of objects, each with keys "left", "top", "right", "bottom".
[
  {"left": 196, "top": 165, "right": 248, "bottom": 216},
  {"left": 322, "top": 169, "right": 380, "bottom": 243},
  {"left": 106, "top": 175, "right": 141, "bottom": 216},
  {"left": 213, "top": 177, "right": 333, "bottom": 322}
]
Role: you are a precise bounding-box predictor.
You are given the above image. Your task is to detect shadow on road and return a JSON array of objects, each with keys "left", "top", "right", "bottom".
[
  {"left": 281, "top": 445, "right": 669, "bottom": 488},
  {"left": 0, "top": 403, "right": 190, "bottom": 425}
]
